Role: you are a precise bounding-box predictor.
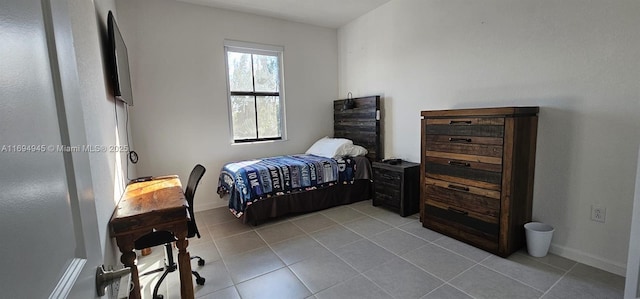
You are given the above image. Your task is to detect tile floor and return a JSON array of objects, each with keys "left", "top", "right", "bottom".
[{"left": 136, "top": 200, "right": 625, "bottom": 299}]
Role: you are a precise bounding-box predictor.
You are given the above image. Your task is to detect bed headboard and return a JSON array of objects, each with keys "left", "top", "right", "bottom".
[{"left": 334, "top": 95, "right": 382, "bottom": 162}]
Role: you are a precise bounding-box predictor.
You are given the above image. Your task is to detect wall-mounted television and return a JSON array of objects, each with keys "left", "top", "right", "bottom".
[{"left": 107, "top": 11, "right": 133, "bottom": 106}]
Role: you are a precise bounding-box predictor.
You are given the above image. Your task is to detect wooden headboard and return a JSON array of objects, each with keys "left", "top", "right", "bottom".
[{"left": 334, "top": 95, "right": 382, "bottom": 162}]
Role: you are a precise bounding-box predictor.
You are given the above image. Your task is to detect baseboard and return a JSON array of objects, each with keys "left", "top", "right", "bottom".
[{"left": 549, "top": 243, "right": 627, "bottom": 276}]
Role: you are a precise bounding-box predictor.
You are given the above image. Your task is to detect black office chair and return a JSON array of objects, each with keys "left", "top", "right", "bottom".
[{"left": 135, "top": 164, "right": 207, "bottom": 299}]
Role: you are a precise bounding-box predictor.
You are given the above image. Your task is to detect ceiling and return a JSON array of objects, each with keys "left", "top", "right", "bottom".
[{"left": 176, "top": 0, "right": 391, "bottom": 28}]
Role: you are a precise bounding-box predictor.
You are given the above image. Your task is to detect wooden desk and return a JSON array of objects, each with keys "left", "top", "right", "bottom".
[{"left": 109, "top": 176, "right": 194, "bottom": 299}]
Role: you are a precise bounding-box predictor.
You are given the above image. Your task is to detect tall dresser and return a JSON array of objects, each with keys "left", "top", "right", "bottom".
[{"left": 420, "top": 107, "right": 539, "bottom": 257}]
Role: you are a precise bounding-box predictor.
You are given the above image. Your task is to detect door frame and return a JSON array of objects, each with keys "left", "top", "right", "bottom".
[
  {"left": 44, "top": 0, "right": 104, "bottom": 297},
  {"left": 625, "top": 145, "right": 640, "bottom": 299}
]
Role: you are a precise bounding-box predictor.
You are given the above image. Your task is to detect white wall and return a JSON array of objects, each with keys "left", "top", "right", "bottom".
[
  {"left": 116, "top": 0, "right": 338, "bottom": 211},
  {"left": 67, "top": 0, "right": 132, "bottom": 266},
  {"left": 338, "top": 0, "right": 640, "bottom": 275}
]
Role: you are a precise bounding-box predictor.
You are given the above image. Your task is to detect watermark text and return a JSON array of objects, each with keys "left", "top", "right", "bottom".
[{"left": 1, "top": 144, "right": 129, "bottom": 153}]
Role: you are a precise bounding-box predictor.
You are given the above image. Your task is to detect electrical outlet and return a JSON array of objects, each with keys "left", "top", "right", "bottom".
[
  {"left": 108, "top": 269, "right": 131, "bottom": 299},
  {"left": 109, "top": 275, "right": 119, "bottom": 298},
  {"left": 106, "top": 265, "right": 131, "bottom": 299},
  {"left": 591, "top": 205, "right": 606, "bottom": 223}
]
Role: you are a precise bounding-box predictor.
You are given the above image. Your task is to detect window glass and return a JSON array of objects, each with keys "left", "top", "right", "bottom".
[
  {"left": 230, "top": 95, "right": 256, "bottom": 140},
  {"left": 256, "top": 96, "right": 281, "bottom": 138},
  {"left": 253, "top": 54, "right": 279, "bottom": 93},
  {"left": 227, "top": 52, "right": 253, "bottom": 92}
]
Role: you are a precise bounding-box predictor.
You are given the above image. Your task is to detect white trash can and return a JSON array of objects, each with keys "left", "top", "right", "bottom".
[{"left": 524, "top": 222, "right": 554, "bottom": 257}]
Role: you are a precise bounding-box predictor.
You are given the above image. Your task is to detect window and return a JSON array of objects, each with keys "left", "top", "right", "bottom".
[{"left": 224, "top": 41, "right": 285, "bottom": 143}]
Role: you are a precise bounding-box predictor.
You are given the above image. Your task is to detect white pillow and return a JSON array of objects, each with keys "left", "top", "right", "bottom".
[
  {"left": 339, "top": 144, "right": 368, "bottom": 157},
  {"left": 305, "top": 137, "right": 353, "bottom": 158}
]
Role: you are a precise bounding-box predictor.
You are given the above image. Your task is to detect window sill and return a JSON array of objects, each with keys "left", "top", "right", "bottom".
[{"left": 231, "top": 138, "right": 288, "bottom": 146}]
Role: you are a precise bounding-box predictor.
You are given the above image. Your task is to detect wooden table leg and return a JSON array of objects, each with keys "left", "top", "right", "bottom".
[
  {"left": 175, "top": 235, "right": 194, "bottom": 299},
  {"left": 117, "top": 240, "right": 140, "bottom": 299}
]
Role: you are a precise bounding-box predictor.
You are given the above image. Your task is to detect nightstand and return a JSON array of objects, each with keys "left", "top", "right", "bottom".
[{"left": 372, "top": 161, "right": 420, "bottom": 217}]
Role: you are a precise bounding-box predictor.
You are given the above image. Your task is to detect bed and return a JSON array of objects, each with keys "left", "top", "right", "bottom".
[{"left": 217, "top": 95, "right": 382, "bottom": 224}]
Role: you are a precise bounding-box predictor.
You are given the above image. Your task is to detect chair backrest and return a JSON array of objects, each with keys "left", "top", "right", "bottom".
[{"left": 185, "top": 164, "right": 206, "bottom": 238}]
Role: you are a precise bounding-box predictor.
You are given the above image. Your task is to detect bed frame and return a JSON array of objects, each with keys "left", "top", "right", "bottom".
[{"left": 241, "top": 95, "right": 382, "bottom": 225}]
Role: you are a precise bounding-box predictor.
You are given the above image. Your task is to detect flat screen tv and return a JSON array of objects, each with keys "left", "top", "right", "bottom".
[{"left": 107, "top": 11, "right": 133, "bottom": 106}]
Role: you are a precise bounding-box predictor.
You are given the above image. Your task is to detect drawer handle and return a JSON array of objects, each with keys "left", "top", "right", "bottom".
[
  {"left": 448, "top": 184, "right": 470, "bottom": 192},
  {"left": 449, "top": 120, "right": 472, "bottom": 125},
  {"left": 447, "top": 207, "right": 469, "bottom": 216},
  {"left": 448, "top": 137, "right": 472, "bottom": 143},
  {"left": 448, "top": 161, "right": 471, "bottom": 167}
]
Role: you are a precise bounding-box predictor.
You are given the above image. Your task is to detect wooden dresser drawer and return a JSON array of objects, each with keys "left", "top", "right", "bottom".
[
  {"left": 423, "top": 204, "right": 499, "bottom": 252},
  {"left": 374, "top": 183, "right": 401, "bottom": 197},
  {"left": 424, "top": 184, "right": 500, "bottom": 220},
  {"left": 425, "top": 137, "right": 503, "bottom": 157},
  {"left": 374, "top": 191, "right": 400, "bottom": 208},
  {"left": 373, "top": 169, "right": 401, "bottom": 185},
  {"left": 425, "top": 117, "right": 505, "bottom": 158},
  {"left": 424, "top": 203, "right": 499, "bottom": 240},
  {"left": 425, "top": 156, "right": 502, "bottom": 185},
  {"left": 425, "top": 134, "right": 503, "bottom": 145},
  {"left": 425, "top": 197, "right": 498, "bottom": 226},
  {"left": 425, "top": 117, "right": 505, "bottom": 138},
  {"left": 425, "top": 176, "right": 500, "bottom": 192},
  {"left": 374, "top": 180, "right": 399, "bottom": 191}
]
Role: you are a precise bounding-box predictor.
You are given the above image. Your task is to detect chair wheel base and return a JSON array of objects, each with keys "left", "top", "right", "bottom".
[
  {"left": 198, "top": 259, "right": 205, "bottom": 266},
  {"left": 196, "top": 277, "right": 206, "bottom": 285}
]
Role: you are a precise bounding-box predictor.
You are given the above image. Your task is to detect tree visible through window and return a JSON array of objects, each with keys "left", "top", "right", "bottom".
[{"left": 225, "top": 41, "right": 285, "bottom": 143}]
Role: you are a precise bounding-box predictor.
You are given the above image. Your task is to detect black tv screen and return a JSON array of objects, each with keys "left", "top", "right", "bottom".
[{"left": 108, "top": 11, "right": 133, "bottom": 106}]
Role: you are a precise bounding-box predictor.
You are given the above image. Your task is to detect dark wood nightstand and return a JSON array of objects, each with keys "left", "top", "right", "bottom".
[{"left": 372, "top": 161, "right": 420, "bottom": 217}]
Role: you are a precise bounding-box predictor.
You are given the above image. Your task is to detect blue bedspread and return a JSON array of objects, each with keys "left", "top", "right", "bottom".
[{"left": 217, "top": 154, "right": 357, "bottom": 217}]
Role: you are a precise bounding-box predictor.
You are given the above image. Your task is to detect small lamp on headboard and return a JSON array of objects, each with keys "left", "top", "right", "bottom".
[{"left": 342, "top": 92, "right": 356, "bottom": 110}]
